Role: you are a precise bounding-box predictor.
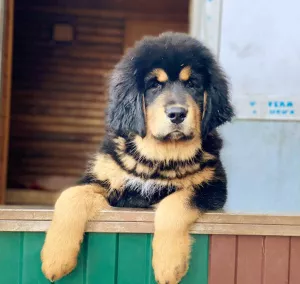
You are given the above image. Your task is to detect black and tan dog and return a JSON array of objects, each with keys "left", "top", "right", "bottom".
[{"left": 41, "top": 32, "right": 234, "bottom": 284}]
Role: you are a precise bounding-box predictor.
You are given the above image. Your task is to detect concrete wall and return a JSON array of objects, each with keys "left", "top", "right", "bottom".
[{"left": 220, "top": 121, "right": 300, "bottom": 214}]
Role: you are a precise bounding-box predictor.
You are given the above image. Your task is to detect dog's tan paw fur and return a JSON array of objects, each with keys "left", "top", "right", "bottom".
[
  {"left": 152, "top": 231, "right": 192, "bottom": 284},
  {"left": 41, "top": 234, "right": 81, "bottom": 281}
]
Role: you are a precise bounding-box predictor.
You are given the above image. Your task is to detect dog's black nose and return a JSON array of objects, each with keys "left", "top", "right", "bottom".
[{"left": 166, "top": 107, "right": 188, "bottom": 124}]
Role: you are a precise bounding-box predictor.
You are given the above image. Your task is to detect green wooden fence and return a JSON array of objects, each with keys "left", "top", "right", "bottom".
[{"left": 0, "top": 232, "right": 209, "bottom": 284}]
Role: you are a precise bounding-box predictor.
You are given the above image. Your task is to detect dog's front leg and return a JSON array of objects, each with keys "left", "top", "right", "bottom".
[
  {"left": 41, "top": 184, "right": 109, "bottom": 282},
  {"left": 152, "top": 189, "right": 200, "bottom": 284}
]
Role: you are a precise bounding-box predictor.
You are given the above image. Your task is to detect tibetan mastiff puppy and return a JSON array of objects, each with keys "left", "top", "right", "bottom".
[{"left": 41, "top": 32, "right": 234, "bottom": 284}]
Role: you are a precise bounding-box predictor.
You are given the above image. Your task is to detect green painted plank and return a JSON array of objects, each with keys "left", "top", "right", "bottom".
[
  {"left": 146, "top": 234, "right": 156, "bottom": 284},
  {"left": 57, "top": 234, "right": 88, "bottom": 284},
  {"left": 0, "top": 232, "right": 209, "bottom": 284},
  {"left": 181, "top": 234, "right": 209, "bottom": 284},
  {"left": 86, "top": 233, "right": 118, "bottom": 284},
  {"left": 22, "top": 232, "right": 50, "bottom": 284},
  {"left": 117, "top": 234, "right": 151, "bottom": 284},
  {"left": 0, "top": 232, "right": 22, "bottom": 284}
]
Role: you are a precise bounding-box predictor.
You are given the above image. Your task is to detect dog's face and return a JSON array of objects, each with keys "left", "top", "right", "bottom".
[
  {"left": 144, "top": 66, "right": 201, "bottom": 141},
  {"left": 107, "top": 32, "right": 234, "bottom": 141}
]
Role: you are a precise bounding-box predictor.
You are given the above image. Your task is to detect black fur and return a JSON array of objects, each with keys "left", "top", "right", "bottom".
[
  {"left": 190, "top": 162, "right": 227, "bottom": 211},
  {"left": 84, "top": 132, "right": 225, "bottom": 208},
  {"left": 80, "top": 32, "right": 234, "bottom": 210},
  {"left": 108, "top": 184, "right": 176, "bottom": 208},
  {"left": 106, "top": 32, "right": 234, "bottom": 139},
  {"left": 202, "top": 130, "right": 223, "bottom": 157},
  {"left": 100, "top": 134, "right": 218, "bottom": 181},
  {"left": 78, "top": 174, "right": 110, "bottom": 190},
  {"left": 201, "top": 65, "right": 234, "bottom": 139},
  {"left": 106, "top": 58, "right": 146, "bottom": 137}
]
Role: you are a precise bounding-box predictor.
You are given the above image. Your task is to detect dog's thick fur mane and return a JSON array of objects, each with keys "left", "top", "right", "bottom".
[
  {"left": 77, "top": 32, "right": 234, "bottom": 209},
  {"left": 41, "top": 32, "right": 234, "bottom": 283}
]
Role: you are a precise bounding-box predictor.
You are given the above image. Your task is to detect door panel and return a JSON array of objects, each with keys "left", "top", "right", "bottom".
[
  {"left": 0, "top": 0, "right": 14, "bottom": 203},
  {"left": 124, "top": 19, "right": 188, "bottom": 51}
]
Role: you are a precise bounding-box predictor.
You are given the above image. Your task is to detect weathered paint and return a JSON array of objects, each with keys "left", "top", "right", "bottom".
[
  {"left": 264, "top": 237, "right": 290, "bottom": 284},
  {"left": 236, "top": 236, "right": 264, "bottom": 284},
  {"left": 209, "top": 235, "right": 236, "bottom": 284},
  {"left": 208, "top": 235, "right": 300, "bottom": 284},
  {"left": 289, "top": 237, "right": 300, "bottom": 284},
  {"left": 0, "top": 232, "right": 209, "bottom": 284},
  {"left": 3, "top": 231, "right": 300, "bottom": 283}
]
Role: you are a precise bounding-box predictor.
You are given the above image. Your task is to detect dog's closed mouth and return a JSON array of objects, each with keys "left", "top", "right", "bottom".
[
  {"left": 170, "top": 130, "right": 185, "bottom": 138},
  {"left": 155, "top": 131, "right": 193, "bottom": 141}
]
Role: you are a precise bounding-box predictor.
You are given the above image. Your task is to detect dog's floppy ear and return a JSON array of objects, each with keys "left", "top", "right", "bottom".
[
  {"left": 201, "top": 63, "right": 234, "bottom": 139},
  {"left": 106, "top": 65, "right": 146, "bottom": 137}
]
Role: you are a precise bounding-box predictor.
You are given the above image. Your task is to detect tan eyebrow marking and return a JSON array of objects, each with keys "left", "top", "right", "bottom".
[
  {"left": 151, "top": 68, "right": 168, "bottom": 82},
  {"left": 179, "top": 66, "right": 191, "bottom": 81}
]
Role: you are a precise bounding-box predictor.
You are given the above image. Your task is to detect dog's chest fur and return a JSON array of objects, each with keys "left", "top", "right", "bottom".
[
  {"left": 88, "top": 133, "right": 221, "bottom": 208},
  {"left": 109, "top": 177, "right": 176, "bottom": 208}
]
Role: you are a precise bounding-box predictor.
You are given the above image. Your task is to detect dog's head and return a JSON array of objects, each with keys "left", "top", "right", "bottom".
[{"left": 107, "top": 32, "right": 234, "bottom": 141}]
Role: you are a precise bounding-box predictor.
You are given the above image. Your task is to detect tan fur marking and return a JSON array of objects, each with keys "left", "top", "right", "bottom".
[
  {"left": 161, "top": 165, "right": 194, "bottom": 179},
  {"left": 160, "top": 164, "right": 200, "bottom": 178},
  {"left": 149, "top": 178, "right": 170, "bottom": 187},
  {"left": 160, "top": 170, "right": 177, "bottom": 179},
  {"left": 202, "top": 151, "right": 216, "bottom": 161},
  {"left": 189, "top": 167, "right": 215, "bottom": 185},
  {"left": 186, "top": 95, "right": 202, "bottom": 138},
  {"left": 170, "top": 167, "right": 215, "bottom": 189},
  {"left": 152, "top": 189, "right": 200, "bottom": 283},
  {"left": 135, "top": 134, "right": 201, "bottom": 162},
  {"left": 118, "top": 152, "right": 137, "bottom": 171},
  {"left": 41, "top": 184, "right": 110, "bottom": 281},
  {"left": 113, "top": 137, "right": 126, "bottom": 151},
  {"left": 178, "top": 163, "right": 201, "bottom": 176},
  {"left": 92, "top": 154, "right": 127, "bottom": 190},
  {"left": 146, "top": 94, "right": 167, "bottom": 138},
  {"left": 135, "top": 163, "right": 156, "bottom": 176},
  {"left": 203, "top": 91, "right": 208, "bottom": 119},
  {"left": 151, "top": 68, "right": 168, "bottom": 82},
  {"left": 179, "top": 66, "right": 191, "bottom": 81},
  {"left": 144, "top": 93, "right": 202, "bottom": 163}
]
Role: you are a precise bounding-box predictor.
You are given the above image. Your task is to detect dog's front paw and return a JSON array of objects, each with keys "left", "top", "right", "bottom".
[
  {"left": 152, "top": 232, "right": 192, "bottom": 284},
  {"left": 41, "top": 235, "right": 80, "bottom": 281}
]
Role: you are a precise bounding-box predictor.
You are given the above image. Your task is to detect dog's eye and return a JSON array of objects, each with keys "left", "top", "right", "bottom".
[
  {"left": 148, "top": 81, "right": 162, "bottom": 90},
  {"left": 185, "top": 80, "right": 194, "bottom": 88}
]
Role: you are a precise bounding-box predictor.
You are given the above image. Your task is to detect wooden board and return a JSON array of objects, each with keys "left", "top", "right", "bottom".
[
  {"left": 2, "top": 207, "right": 300, "bottom": 237},
  {"left": 208, "top": 235, "right": 300, "bottom": 284},
  {"left": 209, "top": 235, "right": 236, "bottom": 284},
  {"left": 1, "top": 229, "right": 300, "bottom": 284},
  {"left": 0, "top": 232, "right": 209, "bottom": 284},
  {"left": 236, "top": 236, "right": 264, "bottom": 284},
  {"left": 289, "top": 237, "right": 300, "bottom": 284},
  {"left": 0, "top": 0, "right": 14, "bottom": 203},
  {"left": 263, "top": 236, "right": 290, "bottom": 284}
]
